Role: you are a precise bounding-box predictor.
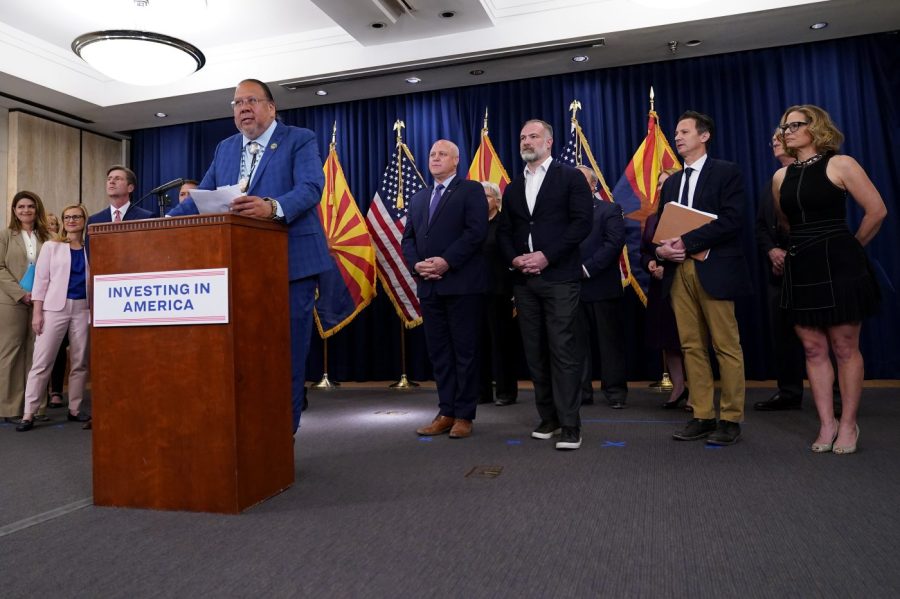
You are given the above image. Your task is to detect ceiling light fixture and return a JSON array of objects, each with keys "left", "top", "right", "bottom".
[
  {"left": 470, "top": 69, "right": 485, "bottom": 76},
  {"left": 371, "top": 22, "right": 387, "bottom": 29},
  {"left": 72, "top": 30, "right": 205, "bottom": 86},
  {"left": 440, "top": 11, "right": 456, "bottom": 18},
  {"left": 315, "top": 90, "right": 328, "bottom": 96},
  {"left": 155, "top": 112, "right": 167, "bottom": 118},
  {"left": 810, "top": 22, "right": 828, "bottom": 30},
  {"left": 571, "top": 55, "right": 589, "bottom": 63},
  {"left": 406, "top": 76, "right": 422, "bottom": 84},
  {"left": 685, "top": 39, "right": 702, "bottom": 47}
]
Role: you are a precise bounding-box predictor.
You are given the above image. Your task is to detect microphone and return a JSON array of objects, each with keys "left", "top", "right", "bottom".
[{"left": 148, "top": 178, "right": 185, "bottom": 195}]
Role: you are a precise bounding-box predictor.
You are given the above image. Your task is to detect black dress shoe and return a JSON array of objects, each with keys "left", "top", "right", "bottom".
[
  {"left": 16, "top": 419, "right": 34, "bottom": 432},
  {"left": 673, "top": 418, "right": 717, "bottom": 441},
  {"left": 707, "top": 420, "right": 742, "bottom": 446},
  {"left": 494, "top": 397, "right": 517, "bottom": 407},
  {"left": 663, "top": 388, "right": 689, "bottom": 409},
  {"left": 478, "top": 397, "right": 494, "bottom": 404},
  {"left": 68, "top": 412, "right": 91, "bottom": 422},
  {"left": 581, "top": 396, "right": 595, "bottom": 405},
  {"left": 555, "top": 426, "right": 582, "bottom": 450},
  {"left": 754, "top": 393, "right": 801, "bottom": 411}
]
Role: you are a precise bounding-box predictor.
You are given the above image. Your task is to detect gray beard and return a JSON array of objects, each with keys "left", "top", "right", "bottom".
[{"left": 520, "top": 150, "right": 538, "bottom": 162}]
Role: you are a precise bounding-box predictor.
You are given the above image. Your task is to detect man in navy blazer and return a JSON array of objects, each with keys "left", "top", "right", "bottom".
[
  {"left": 497, "top": 120, "right": 593, "bottom": 450},
  {"left": 656, "top": 111, "right": 752, "bottom": 446},
  {"left": 575, "top": 166, "right": 628, "bottom": 409},
  {"left": 402, "top": 139, "right": 488, "bottom": 439},
  {"left": 168, "top": 79, "right": 329, "bottom": 435},
  {"left": 87, "top": 165, "right": 155, "bottom": 225}
]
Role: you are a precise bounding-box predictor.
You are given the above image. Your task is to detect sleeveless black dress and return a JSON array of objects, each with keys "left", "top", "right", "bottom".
[{"left": 779, "top": 153, "right": 880, "bottom": 326}]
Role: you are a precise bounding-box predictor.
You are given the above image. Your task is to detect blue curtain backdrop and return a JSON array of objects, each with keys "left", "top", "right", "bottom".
[{"left": 129, "top": 32, "right": 900, "bottom": 381}]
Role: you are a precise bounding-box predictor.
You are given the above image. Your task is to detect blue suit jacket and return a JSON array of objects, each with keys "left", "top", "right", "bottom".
[
  {"left": 168, "top": 122, "right": 329, "bottom": 281},
  {"left": 88, "top": 203, "right": 155, "bottom": 225},
  {"left": 658, "top": 157, "right": 752, "bottom": 299},
  {"left": 579, "top": 198, "right": 626, "bottom": 302},
  {"left": 497, "top": 160, "right": 593, "bottom": 283},
  {"left": 401, "top": 176, "right": 488, "bottom": 298}
]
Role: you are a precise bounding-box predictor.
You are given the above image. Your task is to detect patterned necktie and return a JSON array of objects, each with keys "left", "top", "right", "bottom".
[
  {"left": 113, "top": 209, "right": 122, "bottom": 222},
  {"left": 680, "top": 167, "right": 694, "bottom": 206},
  {"left": 428, "top": 184, "right": 445, "bottom": 222}
]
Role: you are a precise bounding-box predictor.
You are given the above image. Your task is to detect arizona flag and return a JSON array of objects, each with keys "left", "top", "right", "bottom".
[
  {"left": 314, "top": 135, "right": 377, "bottom": 338},
  {"left": 466, "top": 111, "right": 511, "bottom": 193},
  {"left": 610, "top": 109, "right": 681, "bottom": 294}
]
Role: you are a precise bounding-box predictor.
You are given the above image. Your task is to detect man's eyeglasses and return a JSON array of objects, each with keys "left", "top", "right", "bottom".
[
  {"left": 63, "top": 215, "right": 85, "bottom": 221},
  {"left": 779, "top": 121, "right": 809, "bottom": 134},
  {"left": 230, "top": 97, "right": 268, "bottom": 109}
]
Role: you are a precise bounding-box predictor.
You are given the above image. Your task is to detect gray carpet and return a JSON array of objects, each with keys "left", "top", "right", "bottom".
[{"left": 1, "top": 385, "right": 898, "bottom": 598}]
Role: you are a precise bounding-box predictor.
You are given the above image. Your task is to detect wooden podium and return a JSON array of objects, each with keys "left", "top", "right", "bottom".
[{"left": 89, "top": 215, "right": 294, "bottom": 514}]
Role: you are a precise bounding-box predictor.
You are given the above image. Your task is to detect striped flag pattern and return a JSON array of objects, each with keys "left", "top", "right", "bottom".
[{"left": 365, "top": 141, "right": 426, "bottom": 327}]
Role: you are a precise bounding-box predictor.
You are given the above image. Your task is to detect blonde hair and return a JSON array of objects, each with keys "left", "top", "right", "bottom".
[
  {"left": 780, "top": 104, "right": 844, "bottom": 157},
  {"left": 57, "top": 204, "right": 89, "bottom": 244}
]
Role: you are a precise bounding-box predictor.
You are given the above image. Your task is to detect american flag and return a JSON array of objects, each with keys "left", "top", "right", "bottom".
[{"left": 365, "top": 143, "right": 426, "bottom": 327}]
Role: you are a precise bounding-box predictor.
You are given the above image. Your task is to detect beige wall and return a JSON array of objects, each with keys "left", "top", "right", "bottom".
[
  {"left": 81, "top": 131, "right": 127, "bottom": 216},
  {"left": 4, "top": 111, "right": 126, "bottom": 225},
  {"left": 0, "top": 107, "right": 7, "bottom": 227}
]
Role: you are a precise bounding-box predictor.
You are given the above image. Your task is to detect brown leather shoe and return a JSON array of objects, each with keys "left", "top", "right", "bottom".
[
  {"left": 416, "top": 415, "right": 454, "bottom": 436},
  {"left": 449, "top": 418, "right": 472, "bottom": 439}
]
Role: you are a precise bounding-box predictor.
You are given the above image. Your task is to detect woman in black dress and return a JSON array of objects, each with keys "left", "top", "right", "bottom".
[{"left": 772, "top": 105, "right": 886, "bottom": 454}]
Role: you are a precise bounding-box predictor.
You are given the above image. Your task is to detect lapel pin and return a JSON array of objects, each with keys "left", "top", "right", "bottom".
[{"left": 270, "top": 143, "right": 278, "bottom": 150}]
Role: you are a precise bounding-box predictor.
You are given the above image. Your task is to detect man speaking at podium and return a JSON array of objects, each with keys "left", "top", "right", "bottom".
[{"left": 168, "top": 78, "right": 329, "bottom": 435}]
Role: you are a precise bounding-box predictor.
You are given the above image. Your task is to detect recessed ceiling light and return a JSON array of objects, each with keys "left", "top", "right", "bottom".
[
  {"left": 571, "top": 55, "right": 589, "bottom": 63},
  {"left": 371, "top": 22, "right": 386, "bottom": 29},
  {"left": 685, "top": 39, "right": 702, "bottom": 47},
  {"left": 406, "top": 76, "right": 421, "bottom": 84},
  {"left": 439, "top": 11, "right": 456, "bottom": 18},
  {"left": 315, "top": 90, "right": 328, "bottom": 96},
  {"left": 470, "top": 69, "right": 485, "bottom": 76},
  {"left": 810, "top": 22, "right": 828, "bottom": 30},
  {"left": 155, "top": 112, "right": 167, "bottom": 118}
]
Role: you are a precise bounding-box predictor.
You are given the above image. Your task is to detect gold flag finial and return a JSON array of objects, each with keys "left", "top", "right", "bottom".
[
  {"left": 330, "top": 121, "right": 337, "bottom": 149},
  {"left": 569, "top": 99, "right": 582, "bottom": 122},
  {"left": 393, "top": 120, "right": 406, "bottom": 145},
  {"left": 482, "top": 107, "right": 489, "bottom": 133},
  {"left": 649, "top": 86, "right": 655, "bottom": 112}
]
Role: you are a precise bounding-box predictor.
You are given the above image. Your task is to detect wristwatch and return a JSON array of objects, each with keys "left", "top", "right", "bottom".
[{"left": 267, "top": 198, "right": 282, "bottom": 221}]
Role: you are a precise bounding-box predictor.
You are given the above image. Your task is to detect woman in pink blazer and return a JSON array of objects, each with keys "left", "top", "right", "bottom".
[{"left": 17, "top": 204, "right": 91, "bottom": 431}]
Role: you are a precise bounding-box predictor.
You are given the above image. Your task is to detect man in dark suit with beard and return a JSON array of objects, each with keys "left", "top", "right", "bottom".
[
  {"left": 497, "top": 119, "right": 593, "bottom": 450},
  {"left": 402, "top": 139, "right": 488, "bottom": 439},
  {"left": 656, "top": 111, "right": 752, "bottom": 446}
]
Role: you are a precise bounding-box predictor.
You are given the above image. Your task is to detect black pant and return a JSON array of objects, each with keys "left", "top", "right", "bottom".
[
  {"left": 514, "top": 278, "right": 584, "bottom": 428},
  {"left": 479, "top": 293, "right": 519, "bottom": 401},
  {"left": 769, "top": 281, "right": 805, "bottom": 400},
  {"left": 580, "top": 298, "right": 628, "bottom": 404},
  {"left": 421, "top": 294, "right": 483, "bottom": 421}
]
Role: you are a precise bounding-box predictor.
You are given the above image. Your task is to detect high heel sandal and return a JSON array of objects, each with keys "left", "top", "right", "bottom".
[
  {"left": 832, "top": 425, "right": 859, "bottom": 455},
  {"left": 811, "top": 429, "right": 838, "bottom": 453},
  {"left": 662, "top": 388, "right": 689, "bottom": 410}
]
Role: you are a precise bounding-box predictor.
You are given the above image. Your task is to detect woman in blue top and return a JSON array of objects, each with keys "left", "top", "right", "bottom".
[{"left": 17, "top": 204, "right": 92, "bottom": 431}]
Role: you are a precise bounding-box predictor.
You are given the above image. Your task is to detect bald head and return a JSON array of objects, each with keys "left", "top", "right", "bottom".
[{"left": 428, "top": 139, "right": 460, "bottom": 182}]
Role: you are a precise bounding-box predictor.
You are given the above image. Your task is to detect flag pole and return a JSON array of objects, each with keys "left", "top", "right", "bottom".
[
  {"left": 312, "top": 338, "right": 340, "bottom": 389},
  {"left": 648, "top": 350, "right": 673, "bottom": 392},
  {"left": 390, "top": 323, "right": 419, "bottom": 388}
]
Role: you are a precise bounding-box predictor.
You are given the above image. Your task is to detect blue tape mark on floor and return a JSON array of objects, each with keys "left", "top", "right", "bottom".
[
  {"left": 704, "top": 444, "right": 725, "bottom": 450},
  {"left": 602, "top": 441, "right": 626, "bottom": 447},
  {"left": 582, "top": 418, "right": 683, "bottom": 424},
  {"left": 506, "top": 439, "right": 522, "bottom": 445},
  {"left": 53, "top": 424, "right": 65, "bottom": 429},
  {"left": 418, "top": 437, "right": 433, "bottom": 442}
]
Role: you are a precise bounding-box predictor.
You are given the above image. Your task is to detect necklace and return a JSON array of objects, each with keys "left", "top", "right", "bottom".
[{"left": 793, "top": 153, "right": 823, "bottom": 167}]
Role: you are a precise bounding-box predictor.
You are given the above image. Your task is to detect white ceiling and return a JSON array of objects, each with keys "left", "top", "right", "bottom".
[{"left": 0, "top": 0, "right": 897, "bottom": 136}]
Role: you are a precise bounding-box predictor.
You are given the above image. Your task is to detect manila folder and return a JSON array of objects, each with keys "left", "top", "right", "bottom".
[{"left": 651, "top": 202, "right": 718, "bottom": 261}]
